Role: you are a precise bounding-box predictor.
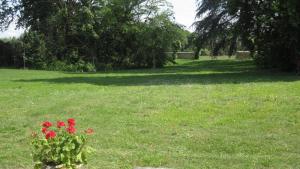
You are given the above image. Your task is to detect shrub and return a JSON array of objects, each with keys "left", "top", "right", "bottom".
[
  {"left": 47, "top": 60, "right": 96, "bottom": 72},
  {"left": 83, "top": 62, "right": 96, "bottom": 72},
  {"left": 47, "top": 60, "right": 69, "bottom": 71},
  {"left": 31, "top": 118, "right": 94, "bottom": 169}
]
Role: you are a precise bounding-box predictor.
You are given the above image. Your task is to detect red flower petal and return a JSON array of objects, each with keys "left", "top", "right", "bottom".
[
  {"left": 66, "top": 126, "right": 76, "bottom": 134},
  {"left": 45, "top": 131, "right": 56, "bottom": 139},
  {"left": 42, "top": 121, "right": 52, "bottom": 128},
  {"left": 67, "top": 118, "right": 75, "bottom": 126},
  {"left": 42, "top": 127, "right": 48, "bottom": 134},
  {"left": 57, "top": 121, "right": 66, "bottom": 128}
]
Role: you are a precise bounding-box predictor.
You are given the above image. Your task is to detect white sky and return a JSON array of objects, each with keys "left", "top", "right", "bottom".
[
  {"left": 0, "top": 0, "right": 197, "bottom": 38},
  {"left": 170, "top": 0, "right": 197, "bottom": 31}
]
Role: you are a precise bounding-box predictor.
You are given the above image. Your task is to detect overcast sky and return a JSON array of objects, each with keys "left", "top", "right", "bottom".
[
  {"left": 170, "top": 0, "right": 197, "bottom": 30},
  {"left": 0, "top": 0, "right": 197, "bottom": 38}
]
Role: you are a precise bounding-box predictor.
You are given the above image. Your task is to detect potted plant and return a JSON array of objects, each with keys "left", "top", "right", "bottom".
[{"left": 31, "top": 118, "right": 94, "bottom": 169}]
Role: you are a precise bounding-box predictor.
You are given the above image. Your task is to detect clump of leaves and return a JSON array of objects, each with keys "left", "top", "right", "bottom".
[{"left": 31, "top": 119, "right": 94, "bottom": 169}]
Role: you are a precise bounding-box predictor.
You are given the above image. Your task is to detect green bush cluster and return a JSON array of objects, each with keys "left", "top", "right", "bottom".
[{"left": 47, "top": 60, "right": 96, "bottom": 72}]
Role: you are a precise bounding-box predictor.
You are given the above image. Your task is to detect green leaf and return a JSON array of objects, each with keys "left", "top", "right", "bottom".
[{"left": 63, "top": 146, "right": 70, "bottom": 152}]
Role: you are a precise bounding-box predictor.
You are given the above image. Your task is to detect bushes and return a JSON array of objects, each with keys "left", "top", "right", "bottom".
[
  {"left": 47, "top": 60, "right": 96, "bottom": 72},
  {"left": 47, "top": 60, "right": 68, "bottom": 71}
]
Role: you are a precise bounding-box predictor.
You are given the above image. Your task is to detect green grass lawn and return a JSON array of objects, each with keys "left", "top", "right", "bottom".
[{"left": 0, "top": 58, "right": 300, "bottom": 169}]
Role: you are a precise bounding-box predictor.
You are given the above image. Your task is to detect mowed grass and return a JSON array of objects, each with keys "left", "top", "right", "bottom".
[{"left": 0, "top": 57, "right": 300, "bottom": 169}]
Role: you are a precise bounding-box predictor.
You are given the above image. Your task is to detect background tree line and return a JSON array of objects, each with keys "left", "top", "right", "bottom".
[
  {"left": 2, "top": 0, "right": 298, "bottom": 71},
  {"left": 0, "top": 0, "right": 191, "bottom": 71}
]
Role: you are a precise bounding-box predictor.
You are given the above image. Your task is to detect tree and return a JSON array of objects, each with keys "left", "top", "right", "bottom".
[
  {"left": 194, "top": 0, "right": 300, "bottom": 71},
  {"left": 0, "top": 0, "right": 188, "bottom": 70}
]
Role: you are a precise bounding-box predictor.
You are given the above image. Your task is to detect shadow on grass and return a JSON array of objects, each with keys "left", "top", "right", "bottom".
[
  {"left": 16, "top": 71, "right": 299, "bottom": 86},
  {"left": 15, "top": 60, "right": 300, "bottom": 86},
  {"left": 63, "top": 60, "right": 256, "bottom": 75}
]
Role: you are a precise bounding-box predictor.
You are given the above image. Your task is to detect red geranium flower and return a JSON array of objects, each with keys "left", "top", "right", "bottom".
[
  {"left": 42, "top": 121, "right": 52, "bottom": 128},
  {"left": 57, "top": 121, "right": 66, "bottom": 128},
  {"left": 45, "top": 131, "right": 56, "bottom": 139},
  {"left": 67, "top": 126, "right": 76, "bottom": 134},
  {"left": 85, "top": 128, "right": 94, "bottom": 135},
  {"left": 67, "top": 118, "right": 75, "bottom": 126},
  {"left": 42, "top": 127, "right": 48, "bottom": 134}
]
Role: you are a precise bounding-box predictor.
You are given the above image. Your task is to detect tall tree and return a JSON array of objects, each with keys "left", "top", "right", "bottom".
[{"left": 194, "top": 0, "right": 300, "bottom": 70}]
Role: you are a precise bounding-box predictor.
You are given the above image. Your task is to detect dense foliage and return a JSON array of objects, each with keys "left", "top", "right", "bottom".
[
  {"left": 194, "top": 0, "right": 300, "bottom": 71},
  {"left": 0, "top": 38, "right": 23, "bottom": 67},
  {"left": 0, "top": 0, "right": 189, "bottom": 71}
]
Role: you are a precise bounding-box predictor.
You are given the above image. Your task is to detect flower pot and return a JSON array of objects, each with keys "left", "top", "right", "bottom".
[{"left": 42, "top": 164, "right": 85, "bottom": 169}]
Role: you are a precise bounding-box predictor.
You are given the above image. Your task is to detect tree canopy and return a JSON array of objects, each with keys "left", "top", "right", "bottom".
[
  {"left": 194, "top": 0, "right": 300, "bottom": 70},
  {"left": 0, "top": 0, "right": 190, "bottom": 71}
]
